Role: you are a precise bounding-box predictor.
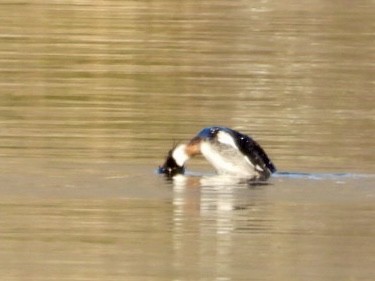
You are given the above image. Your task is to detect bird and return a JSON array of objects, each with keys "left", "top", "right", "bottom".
[{"left": 158, "top": 126, "right": 276, "bottom": 180}]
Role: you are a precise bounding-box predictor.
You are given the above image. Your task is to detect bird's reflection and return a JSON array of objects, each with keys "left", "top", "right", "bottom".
[
  {"left": 171, "top": 173, "right": 264, "bottom": 229},
  {"left": 170, "top": 174, "right": 269, "bottom": 279}
]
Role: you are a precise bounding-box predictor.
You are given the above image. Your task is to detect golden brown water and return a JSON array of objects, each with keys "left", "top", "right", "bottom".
[{"left": 0, "top": 1, "right": 374, "bottom": 280}]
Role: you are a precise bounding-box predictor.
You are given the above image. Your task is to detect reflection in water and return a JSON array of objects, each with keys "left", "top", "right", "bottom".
[
  {"left": 170, "top": 174, "right": 375, "bottom": 280},
  {"left": 172, "top": 174, "right": 272, "bottom": 239},
  {"left": 173, "top": 176, "right": 245, "bottom": 280},
  {"left": 0, "top": 170, "right": 374, "bottom": 280}
]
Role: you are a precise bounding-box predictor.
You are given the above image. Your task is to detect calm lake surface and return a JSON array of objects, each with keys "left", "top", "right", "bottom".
[{"left": 0, "top": 1, "right": 374, "bottom": 280}]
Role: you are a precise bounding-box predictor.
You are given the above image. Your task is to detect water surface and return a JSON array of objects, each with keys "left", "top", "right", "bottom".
[{"left": 0, "top": 1, "right": 374, "bottom": 280}]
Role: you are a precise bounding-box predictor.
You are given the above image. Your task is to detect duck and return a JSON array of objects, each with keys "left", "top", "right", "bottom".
[{"left": 158, "top": 126, "right": 276, "bottom": 180}]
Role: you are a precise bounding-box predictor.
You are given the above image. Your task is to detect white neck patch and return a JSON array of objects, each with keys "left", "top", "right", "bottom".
[{"left": 172, "top": 144, "right": 189, "bottom": 166}]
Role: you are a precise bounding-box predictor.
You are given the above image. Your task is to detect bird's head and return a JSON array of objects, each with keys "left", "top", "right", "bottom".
[{"left": 158, "top": 145, "right": 187, "bottom": 177}]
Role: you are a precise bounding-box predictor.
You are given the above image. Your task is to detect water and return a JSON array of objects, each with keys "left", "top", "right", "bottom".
[{"left": 0, "top": 1, "right": 374, "bottom": 280}]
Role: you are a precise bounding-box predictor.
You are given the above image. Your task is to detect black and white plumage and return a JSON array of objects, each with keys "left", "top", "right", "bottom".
[{"left": 159, "top": 126, "right": 276, "bottom": 180}]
